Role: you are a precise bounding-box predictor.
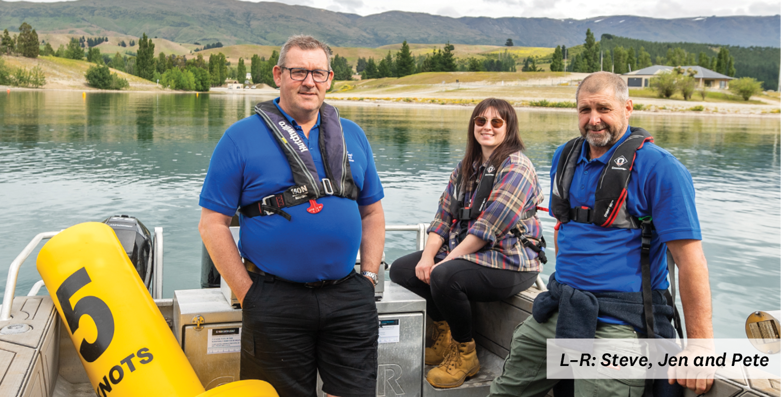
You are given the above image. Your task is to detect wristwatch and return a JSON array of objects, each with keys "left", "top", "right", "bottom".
[{"left": 361, "top": 271, "right": 378, "bottom": 286}]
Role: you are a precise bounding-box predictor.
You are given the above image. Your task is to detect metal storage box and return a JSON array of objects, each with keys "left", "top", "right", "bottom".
[{"left": 174, "top": 281, "right": 425, "bottom": 395}]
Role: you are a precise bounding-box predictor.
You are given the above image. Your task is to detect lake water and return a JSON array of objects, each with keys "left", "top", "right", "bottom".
[{"left": 1, "top": 91, "right": 779, "bottom": 338}]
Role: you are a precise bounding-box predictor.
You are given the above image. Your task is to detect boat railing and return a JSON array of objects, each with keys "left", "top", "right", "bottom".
[
  {"left": 0, "top": 227, "right": 165, "bottom": 321},
  {"left": 2, "top": 223, "right": 544, "bottom": 321}
]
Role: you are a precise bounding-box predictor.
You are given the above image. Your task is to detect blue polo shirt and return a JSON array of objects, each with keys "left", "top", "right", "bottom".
[
  {"left": 200, "top": 98, "right": 384, "bottom": 282},
  {"left": 549, "top": 127, "right": 701, "bottom": 300}
]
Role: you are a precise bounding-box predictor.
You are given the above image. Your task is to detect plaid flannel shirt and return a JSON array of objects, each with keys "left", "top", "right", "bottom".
[{"left": 428, "top": 151, "right": 544, "bottom": 272}]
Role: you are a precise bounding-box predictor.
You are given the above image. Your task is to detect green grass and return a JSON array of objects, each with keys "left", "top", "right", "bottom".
[{"left": 529, "top": 99, "right": 576, "bottom": 108}]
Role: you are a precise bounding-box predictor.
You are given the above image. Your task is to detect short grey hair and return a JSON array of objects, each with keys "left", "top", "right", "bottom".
[
  {"left": 277, "top": 35, "right": 332, "bottom": 70},
  {"left": 576, "top": 71, "right": 629, "bottom": 104}
]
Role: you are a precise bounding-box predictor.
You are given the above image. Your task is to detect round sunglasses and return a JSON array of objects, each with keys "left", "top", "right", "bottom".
[{"left": 474, "top": 116, "right": 505, "bottom": 128}]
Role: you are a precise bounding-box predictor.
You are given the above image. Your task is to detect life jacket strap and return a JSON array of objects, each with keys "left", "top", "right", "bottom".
[
  {"left": 569, "top": 206, "right": 593, "bottom": 224},
  {"left": 511, "top": 226, "right": 548, "bottom": 264},
  {"left": 239, "top": 183, "right": 318, "bottom": 221}
]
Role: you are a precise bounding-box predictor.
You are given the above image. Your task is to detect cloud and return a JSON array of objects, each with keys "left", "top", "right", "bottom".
[
  {"left": 531, "top": 0, "right": 560, "bottom": 10},
  {"left": 325, "top": 0, "right": 364, "bottom": 13},
  {"left": 436, "top": 6, "right": 461, "bottom": 17},
  {"left": 484, "top": 0, "right": 525, "bottom": 5},
  {"left": 747, "top": 1, "right": 781, "bottom": 15}
]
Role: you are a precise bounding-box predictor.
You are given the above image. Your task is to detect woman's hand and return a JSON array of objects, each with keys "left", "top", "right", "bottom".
[{"left": 415, "top": 256, "right": 436, "bottom": 284}]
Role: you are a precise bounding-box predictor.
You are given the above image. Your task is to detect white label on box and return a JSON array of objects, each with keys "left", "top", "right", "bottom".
[
  {"left": 379, "top": 319, "right": 400, "bottom": 344},
  {"left": 207, "top": 327, "right": 241, "bottom": 354}
]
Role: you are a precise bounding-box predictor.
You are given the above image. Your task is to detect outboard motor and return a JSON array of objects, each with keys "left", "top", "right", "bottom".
[{"left": 103, "top": 215, "right": 154, "bottom": 288}]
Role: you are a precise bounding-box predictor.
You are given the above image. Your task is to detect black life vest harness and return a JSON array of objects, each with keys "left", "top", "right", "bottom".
[
  {"left": 550, "top": 127, "right": 683, "bottom": 342},
  {"left": 238, "top": 100, "right": 359, "bottom": 221},
  {"left": 449, "top": 161, "right": 547, "bottom": 264}
]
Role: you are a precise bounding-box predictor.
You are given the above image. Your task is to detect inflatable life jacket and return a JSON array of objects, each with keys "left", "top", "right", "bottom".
[
  {"left": 449, "top": 160, "right": 547, "bottom": 264},
  {"left": 239, "top": 100, "right": 359, "bottom": 221},
  {"left": 549, "top": 127, "right": 683, "bottom": 341},
  {"left": 551, "top": 127, "right": 653, "bottom": 229}
]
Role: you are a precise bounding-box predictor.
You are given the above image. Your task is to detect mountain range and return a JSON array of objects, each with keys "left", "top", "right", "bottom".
[{"left": 0, "top": 0, "right": 779, "bottom": 48}]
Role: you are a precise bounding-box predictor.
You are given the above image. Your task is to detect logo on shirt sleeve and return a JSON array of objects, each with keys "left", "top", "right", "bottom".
[{"left": 348, "top": 152, "right": 354, "bottom": 162}]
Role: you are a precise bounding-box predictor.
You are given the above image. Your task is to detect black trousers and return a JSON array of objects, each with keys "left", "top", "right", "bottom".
[
  {"left": 389, "top": 251, "right": 538, "bottom": 343},
  {"left": 240, "top": 271, "right": 378, "bottom": 397}
]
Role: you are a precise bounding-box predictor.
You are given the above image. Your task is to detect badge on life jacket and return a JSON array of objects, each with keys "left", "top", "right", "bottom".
[{"left": 307, "top": 199, "right": 323, "bottom": 214}]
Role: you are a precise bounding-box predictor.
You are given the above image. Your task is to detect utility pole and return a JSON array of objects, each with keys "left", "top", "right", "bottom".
[
  {"left": 600, "top": 51, "right": 603, "bottom": 71},
  {"left": 563, "top": 48, "right": 567, "bottom": 72}
]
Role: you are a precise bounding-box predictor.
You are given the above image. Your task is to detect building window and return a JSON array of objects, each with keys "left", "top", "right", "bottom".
[{"left": 628, "top": 78, "right": 643, "bottom": 87}]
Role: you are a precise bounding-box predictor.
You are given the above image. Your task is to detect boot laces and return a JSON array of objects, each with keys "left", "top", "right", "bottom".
[
  {"left": 432, "top": 323, "right": 447, "bottom": 347},
  {"left": 439, "top": 340, "right": 461, "bottom": 370}
]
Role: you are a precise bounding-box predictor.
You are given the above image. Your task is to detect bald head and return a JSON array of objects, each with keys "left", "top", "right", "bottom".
[{"left": 576, "top": 71, "right": 629, "bottom": 105}]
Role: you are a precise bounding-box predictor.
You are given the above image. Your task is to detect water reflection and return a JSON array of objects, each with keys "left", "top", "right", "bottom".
[{"left": 0, "top": 91, "right": 778, "bottom": 338}]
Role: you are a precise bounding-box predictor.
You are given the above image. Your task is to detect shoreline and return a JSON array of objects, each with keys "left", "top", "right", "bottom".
[{"left": 4, "top": 85, "right": 779, "bottom": 119}]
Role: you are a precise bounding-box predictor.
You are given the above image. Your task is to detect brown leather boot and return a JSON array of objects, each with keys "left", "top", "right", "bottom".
[
  {"left": 426, "top": 339, "right": 480, "bottom": 388},
  {"left": 425, "top": 321, "right": 452, "bottom": 365}
]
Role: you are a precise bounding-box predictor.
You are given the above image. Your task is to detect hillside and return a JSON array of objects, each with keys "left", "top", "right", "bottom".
[
  {"left": 0, "top": 0, "right": 777, "bottom": 48},
  {"left": 1, "top": 55, "right": 162, "bottom": 91},
  {"left": 196, "top": 43, "right": 555, "bottom": 65}
]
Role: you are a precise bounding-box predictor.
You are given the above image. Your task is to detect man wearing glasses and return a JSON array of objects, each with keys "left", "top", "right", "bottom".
[{"left": 199, "top": 35, "right": 385, "bottom": 396}]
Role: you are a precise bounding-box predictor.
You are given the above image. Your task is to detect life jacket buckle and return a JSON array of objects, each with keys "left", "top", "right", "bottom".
[
  {"left": 322, "top": 178, "right": 334, "bottom": 195},
  {"left": 260, "top": 195, "right": 276, "bottom": 216}
]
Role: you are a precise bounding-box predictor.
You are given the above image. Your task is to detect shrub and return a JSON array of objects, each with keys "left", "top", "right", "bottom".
[
  {"left": 633, "top": 103, "right": 645, "bottom": 111},
  {"left": 651, "top": 71, "right": 677, "bottom": 98},
  {"left": 678, "top": 75, "right": 697, "bottom": 101},
  {"left": 529, "top": 100, "right": 576, "bottom": 108},
  {"left": 9, "top": 66, "right": 46, "bottom": 88},
  {"left": 161, "top": 67, "right": 195, "bottom": 91},
  {"left": 697, "top": 88, "right": 707, "bottom": 101},
  {"left": 730, "top": 77, "right": 763, "bottom": 101},
  {"left": 689, "top": 105, "right": 704, "bottom": 111},
  {"left": 85, "top": 65, "right": 129, "bottom": 90},
  {"left": 0, "top": 58, "right": 9, "bottom": 85}
]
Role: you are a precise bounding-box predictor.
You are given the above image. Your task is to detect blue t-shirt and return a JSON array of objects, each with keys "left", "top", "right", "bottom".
[
  {"left": 549, "top": 126, "right": 701, "bottom": 300},
  {"left": 200, "top": 99, "right": 384, "bottom": 282}
]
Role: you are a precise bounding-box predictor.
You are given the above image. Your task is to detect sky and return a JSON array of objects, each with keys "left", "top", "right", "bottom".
[{"left": 7, "top": 0, "right": 781, "bottom": 19}]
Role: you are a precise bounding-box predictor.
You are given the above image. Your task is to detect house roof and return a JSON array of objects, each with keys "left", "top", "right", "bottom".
[{"left": 625, "top": 65, "right": 733, "bottom": 80}]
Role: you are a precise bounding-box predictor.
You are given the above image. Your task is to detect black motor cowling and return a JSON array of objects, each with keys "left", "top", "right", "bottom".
[{"left": 103, "top": 215, "right": 154, "bottom": 288}]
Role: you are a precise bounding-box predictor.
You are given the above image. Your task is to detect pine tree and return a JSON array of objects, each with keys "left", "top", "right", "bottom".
[
  {"left": 355, "top": 57, "right": 367, "bottom": 73},
  {"left": 209, "top": 54, "right": 219, "bottom": 86},
  {"left": 637, "top": 47, "right": 652, "bottom": 69},
  {"left": 362, "top": 58, "right": 378, "bottom": 79},
  {"left": 441, "top": 42, "right": 456, "bottom": 71},
  {"left": 551, "top": 46, "right": 563, "bottom": 72},
  {"left": 612, "top": 47, "right": 627, "bottom": 74},
  {"left": 377, "top": 51, "right": 393, "bottom": 78},
  {"left": 42, "top": 42, "right": 54, "bottom": 56},
  {"left": 217, "top": 53, "right": 227, "bottom": 85},
  {"left": 237, "top": 58, "right": 246, "bottom": 83},
  {"left": 65, "top": 37, "right": 84, "bottom": 60},
  {"left": 157, "top": 52, "right": 167, "bottom": 74},
  {"left": 583, "top": 29, "right": 599, "bottom": 72},
  {"left": 395, "top": 41, "right": 415, "bottom": 77},
  {"left": 111, "top": 52, "right": 125, "bottom": 71},
  {"left": 627, "top": 47, "right": 636, "bottom": 71},
  {"left": 250, "top": 54, "right": 262, "bottom": 84},
  {"left": 136, "top": 33, "right": 156, "bottom": 80},
  {"left": 1, "top": 29, "right": 14, "bottom": 55},
  {"left": 17, "top": 23, "right": 39, "bottom": 58}
]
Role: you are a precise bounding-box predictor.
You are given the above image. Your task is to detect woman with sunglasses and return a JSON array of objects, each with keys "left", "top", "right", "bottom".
[{"left": 390, "top": 98, "right": 545, "bottom": 388}]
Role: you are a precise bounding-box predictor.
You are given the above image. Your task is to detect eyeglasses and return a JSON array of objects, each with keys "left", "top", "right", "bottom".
[
  {"left": 281, "top": 67, "right": 331, "bottom": 83},
  {"left": 474, "top": 116, "right": 505, "bottom": 128}
]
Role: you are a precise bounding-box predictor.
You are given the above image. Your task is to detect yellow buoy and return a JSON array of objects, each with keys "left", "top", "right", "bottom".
[
  {"left": 37, "top": 223, "right": 278, "bottom": 397},
  {"left": 82, "top": 92, "right": 86, "bottom": 98},
  {"left": 196, "top": 92, "right": 199, "bottom": 97}
]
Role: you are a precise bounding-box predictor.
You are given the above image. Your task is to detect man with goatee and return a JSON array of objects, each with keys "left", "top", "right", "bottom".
[{"left": 489, "top": 72, "right": 713, "bottom": 397}]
